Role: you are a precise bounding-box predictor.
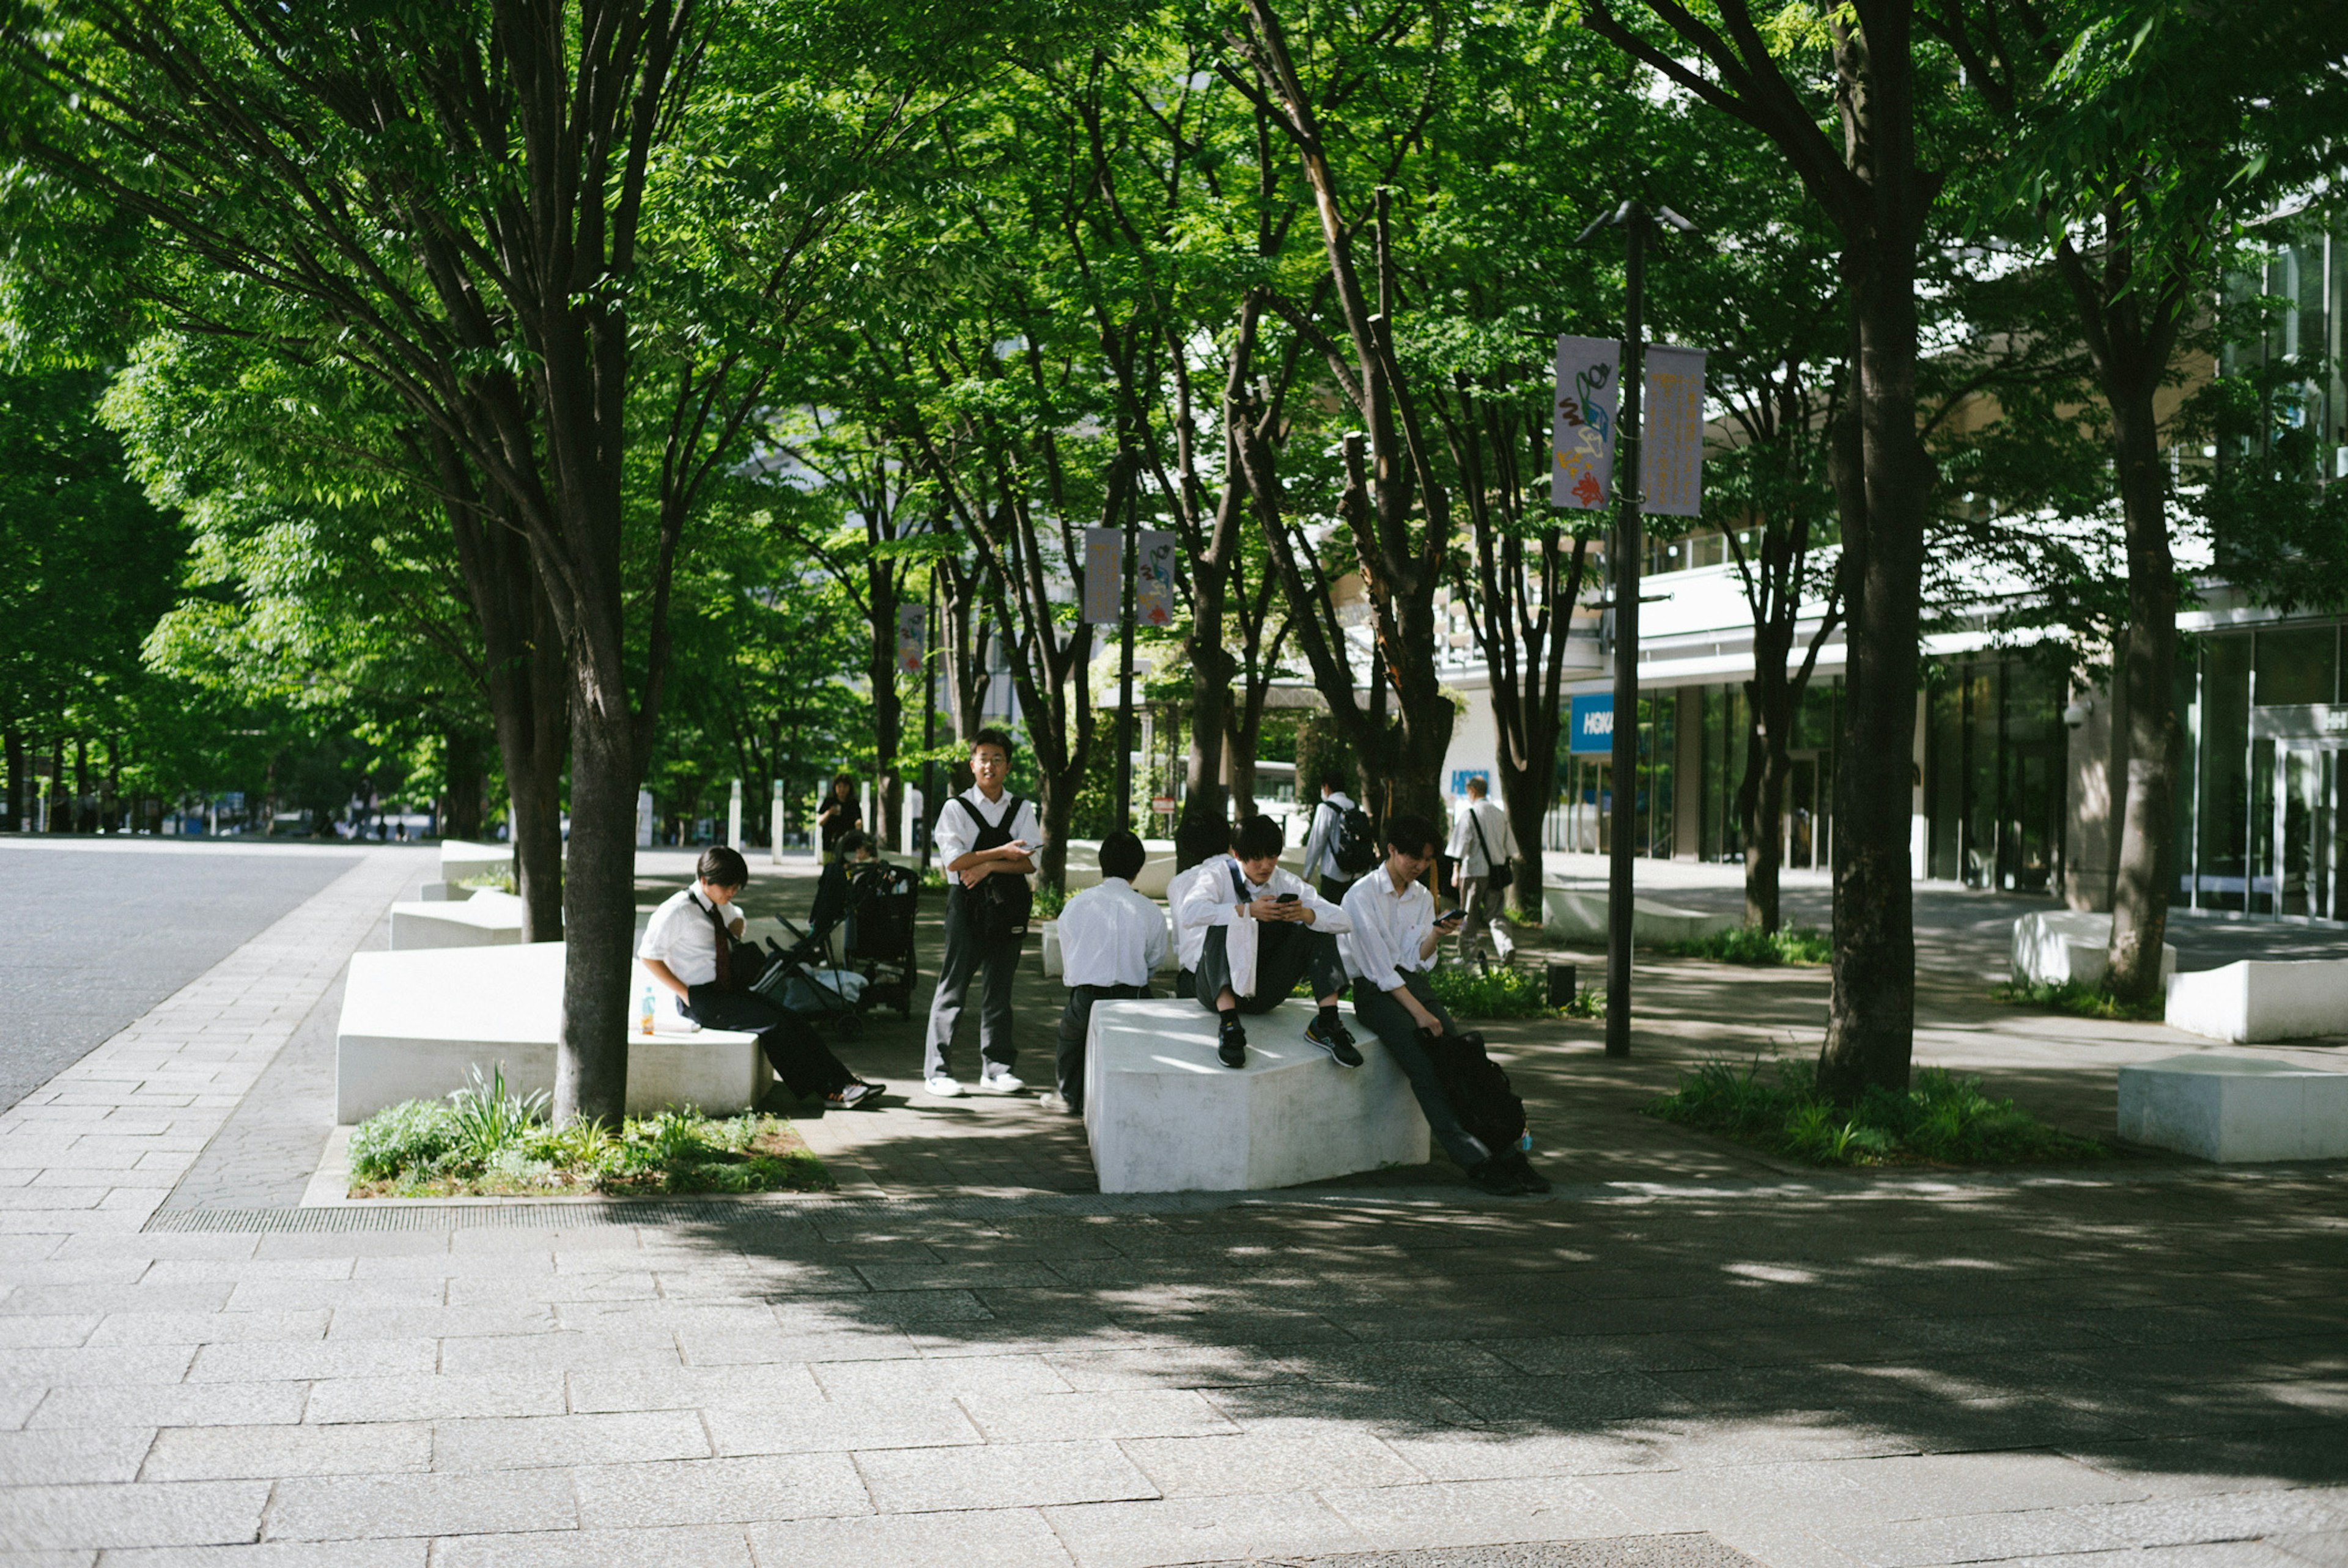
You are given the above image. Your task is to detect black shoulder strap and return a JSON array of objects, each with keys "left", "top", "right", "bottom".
[
  {"left": 1467, "top": 804, "right": 1494, "bottom": 867},
  {"left": 1227, "top": 861, "right": 1250, "bottom": 903}
]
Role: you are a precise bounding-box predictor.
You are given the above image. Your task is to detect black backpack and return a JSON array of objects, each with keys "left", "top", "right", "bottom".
[
  {"left": 1329, "top": 803, "right": 1379, "bottom": 877},
  {"left": 1421, "top": 1029, "right": 1527, "bottom": 1152},
  {"left": 954, "top": 795, "right": 1033, "bottom": 943}
]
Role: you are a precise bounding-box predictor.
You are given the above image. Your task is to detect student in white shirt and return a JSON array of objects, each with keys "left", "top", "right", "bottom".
[
  {"left": 1342, "top": 815, "right": 1549, "bottom": 1196},
  {"left": 1044, "top": 831, "right": 1168, "bottom": 1115},
  {"left": 1179, "top": 814, "right": 1358, "bottom": 1070},
  {"left": 922, "top": 729, "right": 1040, "bottom": 1098},
  {"left": 1299, "top": 776, "right": 1362, "bottom": 904},
  {"left": 1445, "top": 776, "right": 1519, "bottom": 965},
  {"left": 638, "top": 846, "right": 880, "bottom": 1109}
]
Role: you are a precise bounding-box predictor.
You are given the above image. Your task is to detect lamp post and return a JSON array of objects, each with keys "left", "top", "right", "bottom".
[{"left": 1575, "top": 198, "right": 1696, "bottom": 1061}]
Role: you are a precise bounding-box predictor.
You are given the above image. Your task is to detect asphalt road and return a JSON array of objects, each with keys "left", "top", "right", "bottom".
[{"left": 0, "top": 839, "right": 364, "bottom": 1112}]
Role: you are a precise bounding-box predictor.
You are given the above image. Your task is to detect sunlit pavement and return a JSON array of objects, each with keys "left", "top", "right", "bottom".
[{"left": 0, "top": 837, "right": 2341, "bottom": 1566}]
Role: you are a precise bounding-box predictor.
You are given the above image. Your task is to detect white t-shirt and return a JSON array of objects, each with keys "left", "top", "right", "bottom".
[
  {"left": 931, "top": 787, "right": 1041, "bottom": 868},
  {"left": 1057, "top": 877, "right": 1170, "bottom": 988},
  {"left": 637, "top": 883, "right": 745, "bottom": 988}
]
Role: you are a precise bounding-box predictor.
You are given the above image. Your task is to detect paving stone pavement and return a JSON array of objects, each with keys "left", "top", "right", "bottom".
[{"left": 2, "top": 846, "right": 2345, "bottom": 1566}]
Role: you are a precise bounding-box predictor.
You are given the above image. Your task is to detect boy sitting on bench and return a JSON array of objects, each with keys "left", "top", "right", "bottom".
[
  {"left": 1044, "top": 830, "right": 1168, "bottom": 1115},
  {"left": 1177, "top": 814, "right": 1360, "bottom": 1070}
]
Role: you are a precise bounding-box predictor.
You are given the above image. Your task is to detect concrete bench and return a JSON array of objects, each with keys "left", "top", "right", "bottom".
[
  {"left": 389, "top": 888, "right": 526, "bottom": 951},
  {"left": 420, "top": 837, "right": 514, "bottom": 902},
  {"left": 2165, "top": 958, "right": 2348, "bottom": 1044},
  {"left": 336, "top": 943, "right": 767, "bottom": 1124},
  {"left": 2011, "top": 910, "right": 2175, "bottom": 988},
  {"left": 1542, "top": 886, "right": 1736, "bottom": 945},
  {"left": 1083, "top": 998, "right": 1428, "bottom": 1192},
  {"left": 2117, "top": 1052, "right": 2348, "bottom": 1162}
]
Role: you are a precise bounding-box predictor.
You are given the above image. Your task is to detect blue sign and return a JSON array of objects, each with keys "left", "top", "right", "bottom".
[
  {"left": 1569, "top": 693, "right": 1614, "bottom": 755},
  {"left": 1449, "top": 769, "right": 1490, "bottom": 798}
]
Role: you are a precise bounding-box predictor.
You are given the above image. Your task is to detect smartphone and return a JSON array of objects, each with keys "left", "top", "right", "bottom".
[
  {"left": 1276, "top": 893, "right": 1300, "bottom": 904},
  {"left": 1436, "top": 907, "right": 1466, "bottom": 924}
]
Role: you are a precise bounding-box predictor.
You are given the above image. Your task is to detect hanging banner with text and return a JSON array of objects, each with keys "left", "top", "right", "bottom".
[
  {"left": 1135, "top": 529, "right": 1178, "bottom": 628},
  {"left": 1640, "top": 345, "right": 1708, "bottom": 518},
  {"left": 895, "top": 602, "right": 926, "bottom": 675},
  {"left": 1551, "top": 335, "right": 1622, "bottom": 511},
  {"left": 1082, "top": 528, "right": 1123, "bottom": 624}
]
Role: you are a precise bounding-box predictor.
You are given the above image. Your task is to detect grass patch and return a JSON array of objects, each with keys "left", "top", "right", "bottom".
[
  {"left": 1991, "top": 979, "right": 2165, "bottom": 1022},
  {"left": 1421, "top": 962, "right": 1601, "bottom": 1020},
  {"left": 347, "top": 1067, "right": 833, "bottom": 1198},
  {"left": 1656, "top": 924, "right": 1831, "bottom": 966},
  {"left": 1646, "top": 1056, "right": 2105, "bottom": 1167}
]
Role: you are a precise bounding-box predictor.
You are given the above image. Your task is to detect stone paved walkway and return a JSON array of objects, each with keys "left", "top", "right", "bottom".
[{"left": 2, "top": 845, "right": 2344, "bottom": 1566}]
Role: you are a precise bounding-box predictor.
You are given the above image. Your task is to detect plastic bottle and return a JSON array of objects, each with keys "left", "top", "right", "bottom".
[{"left": 640, "top": 985, "right": 655, "bottom": 1036}]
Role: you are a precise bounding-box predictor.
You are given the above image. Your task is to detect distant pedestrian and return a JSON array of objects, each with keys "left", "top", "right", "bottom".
[
  {"left": 1178, "top": 814, "right": 1358, "bottom": 1070},
  {"left": 1445, "top": 776, "right": 1518, "bottom": 965},
  {"left": 1342, "top": 815, "right": 1549, "bottom": 1196},
  {"left": 638, "top": 847, "right": 883, "bottom": 1110},
  {"left": 922, "top": 729, "right": 1038, "bottom": 1098},
  {"left": 817, "top": 773, "right": 862, "bottom": 854},
  {"left": 1045, "top": 831, "right": 1167, "bottom": 1115},
  {"left": 1299, "top": 775, "right": 1362, "bottom": 905}
]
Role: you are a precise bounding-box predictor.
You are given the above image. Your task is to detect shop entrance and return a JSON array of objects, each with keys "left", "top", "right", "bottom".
[{"left": 2275, "top": 743, "right": 2342, "bottom": 919}]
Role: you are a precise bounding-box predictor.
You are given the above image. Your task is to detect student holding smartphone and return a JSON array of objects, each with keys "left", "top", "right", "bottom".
[{"left": 1176, "top": 814, "right": 1357, "bottom": 1069}]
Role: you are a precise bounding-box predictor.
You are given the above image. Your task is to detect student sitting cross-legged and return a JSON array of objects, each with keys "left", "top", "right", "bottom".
[
  {"left": 1177, "top": 814, "right": 1360, "bottom": 1070},
  {"left": 1340, "top": 814, "right": 1551, "bottom": 1196},
  {"left": 1042, "top": 830, "right": 1168, "bottom": 1116}
]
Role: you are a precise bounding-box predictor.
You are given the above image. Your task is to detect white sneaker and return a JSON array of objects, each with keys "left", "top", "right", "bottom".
[
  {"left": 926, "top": 1075, "right": 965, "bottom": 1098},
  {"left": 975, "top": 1071, "right": 1027, "bottom": 1095},
  {"left": 1492, "top": 922, "right": 1518, "bottom": 960}
]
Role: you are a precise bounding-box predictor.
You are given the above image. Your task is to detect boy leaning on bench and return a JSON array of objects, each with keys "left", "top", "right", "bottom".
[{"left": 1043, "top": 830, "right": 1168, "bottom": 1116}]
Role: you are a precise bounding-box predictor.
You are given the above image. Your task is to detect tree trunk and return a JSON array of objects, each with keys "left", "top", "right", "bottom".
[
  {"left": 4, "top": 729, "right": 21, "bottom": 831},
  {"left": 2104, "top": 392, "right": 2177, "bottom": 1001},
  {"left": 868, "top": 566, "right": 904, "bottom": 853},
  {"left": 1738, "top": 699, "right": 1787, "bottom": 933},
  {"left": 556, "top": 704, "right": 637, "bottom": 1127},
  {"left": 443, "top": 730, "right": 488, "bottom": 841},
  {"left": 1176, "top": 625, "right": 1233, "bottom": 867},
  {"left": 1818, "top": 259, "right": 1925, "bottom": 1103}
]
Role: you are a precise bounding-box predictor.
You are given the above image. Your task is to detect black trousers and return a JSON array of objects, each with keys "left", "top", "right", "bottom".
[
  {"left": 923, "top": 885, "right": 1019, "bottom": 1080},
  {"left": 1054, "top": 982, "right": 1148, "bottom": 1110},
  {"left": 683, "top": 985, "right": 856, "bottom": 1100},
  {"left": 1192, "top": 921, "right": 1348, "bottom": 1015}
]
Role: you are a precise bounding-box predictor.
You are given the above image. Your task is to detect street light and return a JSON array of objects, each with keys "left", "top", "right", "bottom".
[{"left": 1576, "top": 198, "right": 1696, "bottom": 1061}]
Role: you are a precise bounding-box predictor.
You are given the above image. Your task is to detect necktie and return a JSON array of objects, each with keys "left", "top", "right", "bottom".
[{"left": 704, "top": 899, "right": 731, "bottom": 988}]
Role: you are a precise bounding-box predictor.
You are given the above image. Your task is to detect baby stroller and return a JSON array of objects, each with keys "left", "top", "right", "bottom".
[
  {"left": 841, "top": 861, "right": 921, "bottom": 1018},
  {"left": 743, "top": 916, "right": 873, "bottom": 1041}
]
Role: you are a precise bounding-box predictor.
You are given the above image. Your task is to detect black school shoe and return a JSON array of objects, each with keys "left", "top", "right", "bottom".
[
  {"left": 1497, "top": 1150, "right": 1552, "bottom": 1193},
  {"left": 1216, "top": 1017, "right": 1248, "bottom": 1069},
  {"left": 1465, "top": 1158, "right": 1530, "bottom": 1196},
  {"left": 1304, "top": 1015, "right": 1364, "bottom": 1067}
]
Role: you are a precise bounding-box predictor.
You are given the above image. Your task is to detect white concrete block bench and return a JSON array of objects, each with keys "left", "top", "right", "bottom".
[
  {"left": 1082, "top": 998, "right": 1428, "bottom": 1192},
  {"left": 336, "top": 943, "right": 766, "bottom": 1124},
  {"left": 2011, "top": 911, "right": 2175, "bottom": 988},
  {"left": 2117, "top": 1053, "right": 2348, "bottom": 1162},
  {"left": 2165, "top": 958, "right": 2348, "bottom": 1043},
  {"left": 1542, "top": 886, "right": 1735, "bottom": 944},
  {"left": 389, "top": 888, "right": 526, "bottom": 951},
  {"left": 422, "top": 837, "right": 513, "bottom": 902}
]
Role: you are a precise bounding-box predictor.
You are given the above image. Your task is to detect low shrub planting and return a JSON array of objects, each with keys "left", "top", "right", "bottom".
[
  {"left": 1655, "top": 924, "right": 1832, "bottom": 966},
  {"left": 1990, "top": 979, "right": 2164, "bottom": 1022},
  {"left": 347, "top": 1066, "right": 833, "bottom": 1197},
  {"left": 1422, "top": 962, "right": 1601, "bottom": 1021},
  {"left": 456, "top": 864, "right": 515, "bottom": 894},
  {"left": 1031, "top": 882, "right": 1067, "bottom": 921},
  {"left": 1645, "top": 1056, "right": 2105, "bottom": 1167}
]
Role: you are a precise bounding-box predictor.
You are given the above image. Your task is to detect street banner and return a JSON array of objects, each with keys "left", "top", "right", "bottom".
[
  {"left": 895, "top": 602, "right": 926, "bottom": 674},
  {"left": 1083, "top": 528, "right": 1123, "bottom": 624},
  {"left": 1641, "top": 345, "right": 1708, "bottom": 518},
  {"left": 1135, "top": 529, "right": 1178, "bottom": 627},
  {"left": 1551, "top": 335, "right": 1621, "bottom": 510}
]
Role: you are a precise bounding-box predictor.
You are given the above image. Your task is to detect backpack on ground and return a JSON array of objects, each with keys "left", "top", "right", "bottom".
[
  {"left": 1420, "top": 1028, "right": 1527, "bottom": 1153},
  {"left": 1329, "top": 804, "right": 1379, "bottom": 877}
]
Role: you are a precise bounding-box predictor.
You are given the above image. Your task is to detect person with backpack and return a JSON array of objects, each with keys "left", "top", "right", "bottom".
[
  {"left": 1178, "top": 814, "right": 1360, "bottom": 1070},
  {"left": 1342, "top": 815, "right": 1551, "bottom": 1196},
  {"left": 922, "top": 729, "right": 1038, "bottom": 1098},
  {"left": 1301, "top": 775, "right": 1377, "bottom": 904},
  {"left": 1045, "top": 830, "right": 1168, "bottom": 1115},
  {"left": 1445, "top": 775, "right": 1519, "bottom": 966}
]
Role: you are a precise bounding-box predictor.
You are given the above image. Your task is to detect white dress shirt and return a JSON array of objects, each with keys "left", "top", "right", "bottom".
[
  {"left": 1300, "top": 792, "right": 1356, "bottom": 882},
  {"left": 1446, "top": 798, "right": 1518, "bottom": 878},
  {"left": 1167, "top": 862, "right": 1213, "bottom": 971},
  {"left": 1341, "top": 869, "right": 1436, "bottom": 993},
  {"left": 1057, "top": 877, "right": 1170, "bottom": 988},
  {"left": 1176, "top": 855, "right": 1352, "bottom": 935},
  {"left": 637, "top": 884, "right": 745, "bottom": 988},
  {"left": 931, "top": 787, "right": 1041, "bottom": 867}
]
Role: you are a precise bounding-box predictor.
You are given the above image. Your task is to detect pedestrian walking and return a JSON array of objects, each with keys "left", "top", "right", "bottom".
[{"left": 1445, "top": 776, "right": 1518, "bottom": 965}]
